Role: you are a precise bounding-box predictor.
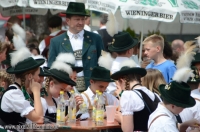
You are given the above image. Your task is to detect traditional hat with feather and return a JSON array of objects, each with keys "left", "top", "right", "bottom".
[
  {"left": 6, "top": 47, "right": 45, "bottom": 74},
  {"left": 111, "top": 59, "right": 146, "bottom": 80},
  {"left": 87, "top": 50, "right": 114, "bottom": 82},
  {"left": 44, "top": 61, "right": 76, "bottom": 86},
  {"left": 187, "top": 66, "right": 200, "bottom": 83},
  {"left": 3, "top": 24, "right": 26, "bottom": 66},
  {"left": 11, "top": 23, "right": 26, "bottom": 50},
  {"left": 191, "top": 53, "right": 200, "bottom": 66},
  {"left": 31, "top": 55, "right": 49, "bottom": 76},
  {"left": 159, "top": 41, "right": 197, "bottom": 108},
  {"left": 55, "top": 53, "right": 83, "bottom": 73},
  {"left": 105, "top": 12, "right": 138, "bottom": 52}
]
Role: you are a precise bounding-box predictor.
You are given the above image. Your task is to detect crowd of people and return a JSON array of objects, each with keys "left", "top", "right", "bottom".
[{"left": 0, "top": 1, "right": 200, "bottom": 132}]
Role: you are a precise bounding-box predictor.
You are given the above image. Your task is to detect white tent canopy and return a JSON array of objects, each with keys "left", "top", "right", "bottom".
[{"left": 115, "top": 10, "right": 200, "bottom": 35}]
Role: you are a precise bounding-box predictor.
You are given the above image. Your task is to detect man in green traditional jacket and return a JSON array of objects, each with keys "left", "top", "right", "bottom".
[{"left": 47, "top": 2, "right": 104, "bottom": 92}]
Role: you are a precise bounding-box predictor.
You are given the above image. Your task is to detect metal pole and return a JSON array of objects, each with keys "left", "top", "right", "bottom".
[
  {"left": 23, "top": 7, "right": 26, "bottom": 30},
  {"left": 90, "top": 10, "right": 92, "bottom": 26},
  {"left": 139, "top": 20, "right": 144, "bottom": 65}
]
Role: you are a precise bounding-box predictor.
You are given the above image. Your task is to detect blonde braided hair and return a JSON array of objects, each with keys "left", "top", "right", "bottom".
[
  {"left": 122, "top": 74, "right": 142, "bottom": 90},
  {"left": 124, "top": 76, "right": 130, "bottom": 90},
  {"left": 45, "top": 77, "right": 50, "bottom": 92},
  {"left": 15, "top": 67, "right": 39, "bottom": 89}
]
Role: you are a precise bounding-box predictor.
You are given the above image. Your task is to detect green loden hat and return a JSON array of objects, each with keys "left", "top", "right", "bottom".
[
  {"left": 108, "top": 32, "right": 138, "bottom": 52},
  {"left": 87, "top": 66, "right": 114, "bottom": 82},
  {"left": 7, "top": 58, "right": 45, "bottom": 74},
  {"left": 187, "top": 66, "right": 200, "bottom": 83},
  {"left": 192, "top": 53, "right": 200, "bottom": 66},
  {"left": 111, "top": 66, "right": 146, "bottom": 80},
  {"left": 39, "top": 67, "right": 51, "bottom": 77},
  {"left": 67, "top": 63, "right": 83, "bottom": 73},
  {"left": 159, "top": 81, "right": 195, "bottom": 108},
  {"left": 66, "top": 2, "right": 90, "bottom": 16},
  {"left": 55, "top": 53, "right": 83, "bottom": 73},
  {"left": 44, "top": 65, "right": 76, "bottom": 86}
]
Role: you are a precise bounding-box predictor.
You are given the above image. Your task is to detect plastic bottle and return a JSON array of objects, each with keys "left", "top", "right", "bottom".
[
  {"left": 73, "top": 87, "right": 88, "bottom": 113},
  {"left": 96, "top": 92, "right": 105, "bottom": 126},
  {"left": 92, "top": 90, "right": 99, "bottom": 122},
  {"left": 56, "top": 91, "right": 66, "bottom": 125},
  {"left": 68, "top": 90, "right": 76, "bottom": 123}
]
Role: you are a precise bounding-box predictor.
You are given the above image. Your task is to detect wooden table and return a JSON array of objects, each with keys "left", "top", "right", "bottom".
[{"left": 55, "top": 119, "right": 121, "bottom": 132}]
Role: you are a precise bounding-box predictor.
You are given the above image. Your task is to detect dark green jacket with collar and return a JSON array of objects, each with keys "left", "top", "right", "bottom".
[{"left": 47, "top": 30, "right": 104, "bottom": 88}]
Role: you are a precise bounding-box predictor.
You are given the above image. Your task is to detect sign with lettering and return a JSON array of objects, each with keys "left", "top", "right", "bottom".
[
  {"left": 29, "top": 0, "right": 75, "bottom": 10},
  {"left": 87, "top": 0, "right": 118, "bottom": 14},
  {"left": 120, "top": 0, "right": 177, "bottom": 22},
  {"left": 0, "top": 6, "right": 48, "bottom": 16},
  {"left": 0, "top": 0, "right": 28, "bottom": 7},
  {"left": 178, "top": 0, "right": 200, "bottom": 23},
  {"left": 180, "top": 11, "right": 200, "bottom": 23}
]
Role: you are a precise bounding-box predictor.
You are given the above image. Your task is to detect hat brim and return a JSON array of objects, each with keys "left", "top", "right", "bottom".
[
  {"left": 85, "top": 77, "right": 114, "bottom": 82},
  {"left": 187, "top": 79, "right": 200, "bottom": 83},
  {"left": 39, "top": 67, "right": 51, "bottom": 76},
  {"left": 111, "top": 67, "right": 146, "bottom": 80},
  {"left": 159, "top": 84, "right": 195, "bottom": 108},
  {"left": 64, "top": 12, "right": 90, "bottom": 17},
  {"left": 44, "top": 69, "right": 76, "bottom": 86},
  {"left": 1, "top": 59, "right": 10, "bottom": 66},
  {"left": 7, "top": 59, "right": 45, "bottom": 74},
  {"left": 192, "top": 60, "right": 200, "bottom": 66},
  {"left": 108, "top": 38, "right": 138, "bottom": 52},
  {"left": 72, "top": 67, "right": 83, "bottom": 73}
]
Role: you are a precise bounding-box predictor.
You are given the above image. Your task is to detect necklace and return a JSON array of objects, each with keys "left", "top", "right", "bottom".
[
  {"left": 131, "top": 83, "right": 141, "bottom": 90},
  {"left": 22, "top": 86, "right": 34, "bottom": 107}
]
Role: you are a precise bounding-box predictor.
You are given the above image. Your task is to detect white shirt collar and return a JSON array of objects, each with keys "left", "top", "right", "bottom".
[
  {"left": 50, "top": 30, "right": 61, "bottom": 36},
  {"left": 157, "top": 103, "right": 177, "bottom": 121},
  {"left": 67, "top": 30, "right": 84, "bottom": 39},
  {"left": 100, "top": 25, "right": 106, "bottom": 29},
  {"left": 85, "top": 87, "right": 96, "bottom": 99},
  {"left": 115, "top": 56, "right": 130, "bottom": 62}
]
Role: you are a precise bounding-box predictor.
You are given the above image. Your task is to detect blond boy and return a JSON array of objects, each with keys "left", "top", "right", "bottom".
[{"left": 143, "top": 34, "right": 176, "bottom": 83}]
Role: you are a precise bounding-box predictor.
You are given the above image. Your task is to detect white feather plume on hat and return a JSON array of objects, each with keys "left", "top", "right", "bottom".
[
  {"left": 120, "top": 59, "right": 137, "bottom": 69},
  {"left": 12, "top": 24, "right": 26, "bottom": 40},
  {"left": 195, "top": 36, "right": 200, "bottom": 47},
  {"left": 12, "top": 23, "right": 26, "bottom": 50},
  {"left": 106, "top": 12, "right": 118, "bottom": 37},
  {"left": 56, "top": 53, "right": 75, "bottom": 65},
  {"left": 51, "top": 61, "right": 73, "bottom": 76},
  {"left": 176, "top": 41, "right": 196, "bottom": 69},
  {"left": 98, "top": 50, "right": 114, "bottom": 70},
  {"left": 172, "top": 67, "right": 194, "bottom": 83},
  {"left": 10, "top": 47, "right": 32, "bottom": 67},
  {"left": 172, "top": 41, "right": 196, "bottom": 83}
]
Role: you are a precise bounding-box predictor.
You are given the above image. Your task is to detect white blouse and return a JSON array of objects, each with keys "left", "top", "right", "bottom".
[
  {"left": 1, "top": 84, "right": 34, "bottom": 132},
  {"left": 120, "top": 86, "right": 158, "bottom": 115},
  {"left": 1, "top": 84, "right": 34, "bottom": 117},
  {"left": 26, "top": 97, "right": 47, "bottom": 124},
  {"left": 41, "top": 98, "right": 57, "bottom": 114}
]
